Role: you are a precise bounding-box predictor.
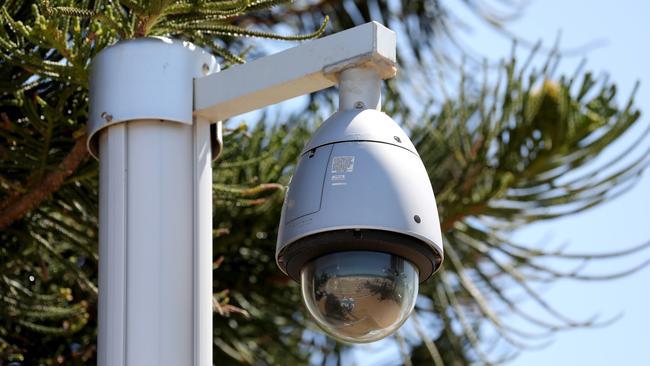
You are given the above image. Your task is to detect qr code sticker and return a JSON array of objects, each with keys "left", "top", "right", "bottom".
[{"left": 331, "top": 156, "right": 355, "bottom": 173}]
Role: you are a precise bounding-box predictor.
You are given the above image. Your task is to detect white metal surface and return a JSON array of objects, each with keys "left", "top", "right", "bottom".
[
  {"left": 192, "top": 117, "right": 213, "bottom": 366},
  {"left": 88, "top": 37, "right": 218, "bottom": 158},
  {"left": 193, "top": 21, "right": 396, "bottom": 121},
  {"left": 276, "top": 112, "right": 443, "bottom": 267},
  {"left": 302, "top": 109, "right": 416, "bottom": 154},
  {"left": 338, "top": 67, "right": 382, "bottom": 111},
  {"left": 92, "top": 40, "right": 214, "bottom": 366},
  {"left": 97, "top": 124, "right": 127, "bottom": 366}
]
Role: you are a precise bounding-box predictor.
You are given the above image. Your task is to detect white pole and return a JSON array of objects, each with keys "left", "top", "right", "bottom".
[
  {"left": 90, "top": 38, "right": 217, "bottom": 366},
  {"left": 99, "top": 120, "right": 194, "bottom": 365}
]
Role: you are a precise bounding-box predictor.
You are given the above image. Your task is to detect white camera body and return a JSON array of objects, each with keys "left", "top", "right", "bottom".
[
  {"left": 277, "top": 109, "right": 443, "bottom": 280},
  {"left": 275, "top": 108, "right": 444, "bottom": 343}
]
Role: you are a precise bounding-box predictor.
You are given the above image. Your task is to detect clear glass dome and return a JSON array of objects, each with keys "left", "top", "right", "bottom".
[{"left": 300, "top": 251, "right": 419, "bottom": 343}]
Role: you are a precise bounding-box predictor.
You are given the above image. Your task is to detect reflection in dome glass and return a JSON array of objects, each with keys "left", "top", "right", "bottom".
[{"left": 301, "top": 251, "right": 419, "bottom": 343}]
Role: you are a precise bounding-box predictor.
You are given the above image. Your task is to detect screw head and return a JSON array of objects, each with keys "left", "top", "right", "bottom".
[
  {"left": 100, "top": 112, "right": 113, "bottom": 122},
  {"left": 394, "top": 136, "right": 402, "bottom": 143},
  {"left": 354, "top": 101, "right": 365, "bottom": 109},
  {"left": 414, "top": 215, "right": 421, "bottom": 223}
]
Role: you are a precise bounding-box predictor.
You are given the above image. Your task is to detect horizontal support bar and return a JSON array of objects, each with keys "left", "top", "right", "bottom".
[{"left": 193, "top": 21, "right": 396, "bottom": 121}]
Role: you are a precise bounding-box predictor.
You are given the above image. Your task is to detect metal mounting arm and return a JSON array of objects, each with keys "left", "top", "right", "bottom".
[{"left": 193, "top": 21, "right": 396, "bottom": 121}]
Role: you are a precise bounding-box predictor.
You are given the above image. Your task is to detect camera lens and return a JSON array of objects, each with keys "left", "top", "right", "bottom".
[{"left": 300, "top": 251, "right": 418, "bottom": 343}]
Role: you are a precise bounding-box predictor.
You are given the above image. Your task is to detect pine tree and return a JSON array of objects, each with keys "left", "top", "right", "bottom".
[{"left": 1, "top": 1, "right": 648, "bottom": 365}]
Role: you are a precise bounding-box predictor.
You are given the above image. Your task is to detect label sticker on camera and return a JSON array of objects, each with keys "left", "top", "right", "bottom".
[
  {"left": 332, "top": 156, "right": 355, "bottom": 173},
  {"left": 331, "top": 174, "right": 347, "bottom": 186}
]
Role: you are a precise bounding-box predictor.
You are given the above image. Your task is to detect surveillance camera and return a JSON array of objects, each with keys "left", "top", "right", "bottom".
[{"left": 276, "top": 106, "right": 444, "bottom": 343}]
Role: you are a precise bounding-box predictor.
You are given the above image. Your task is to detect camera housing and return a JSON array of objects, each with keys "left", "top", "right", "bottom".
[{"left": 276, "top": 107, "right": 444, "bottom": 343}]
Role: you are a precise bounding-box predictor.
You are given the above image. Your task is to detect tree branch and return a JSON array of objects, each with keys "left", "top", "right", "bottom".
[
  {"left": 441, "top": 202, "right": 487, "bottom": 232},
  {"left": 0, "top": 134, "right": 88, "bottom": 229}
]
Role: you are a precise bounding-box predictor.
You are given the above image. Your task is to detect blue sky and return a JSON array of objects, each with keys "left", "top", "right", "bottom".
[{"left": 446, "top": 0, "right": 650, "bottom": 364}]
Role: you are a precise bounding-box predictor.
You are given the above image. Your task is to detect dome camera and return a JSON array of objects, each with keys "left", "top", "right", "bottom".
[{"left": 276, "top": 68, "right": 444, "bottom": 343}]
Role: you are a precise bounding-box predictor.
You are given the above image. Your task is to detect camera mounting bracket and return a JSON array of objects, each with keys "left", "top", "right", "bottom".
[{"left": 193, "top": 21, "right": 396, "bottom": 121}]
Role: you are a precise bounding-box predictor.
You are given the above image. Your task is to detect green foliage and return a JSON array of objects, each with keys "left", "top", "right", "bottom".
[
  {"left": 1, "top": 0, "right": 649, "bottom": 365},
  {"left": 410, "top": 53, "right": 649, "bottom": 363}
]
